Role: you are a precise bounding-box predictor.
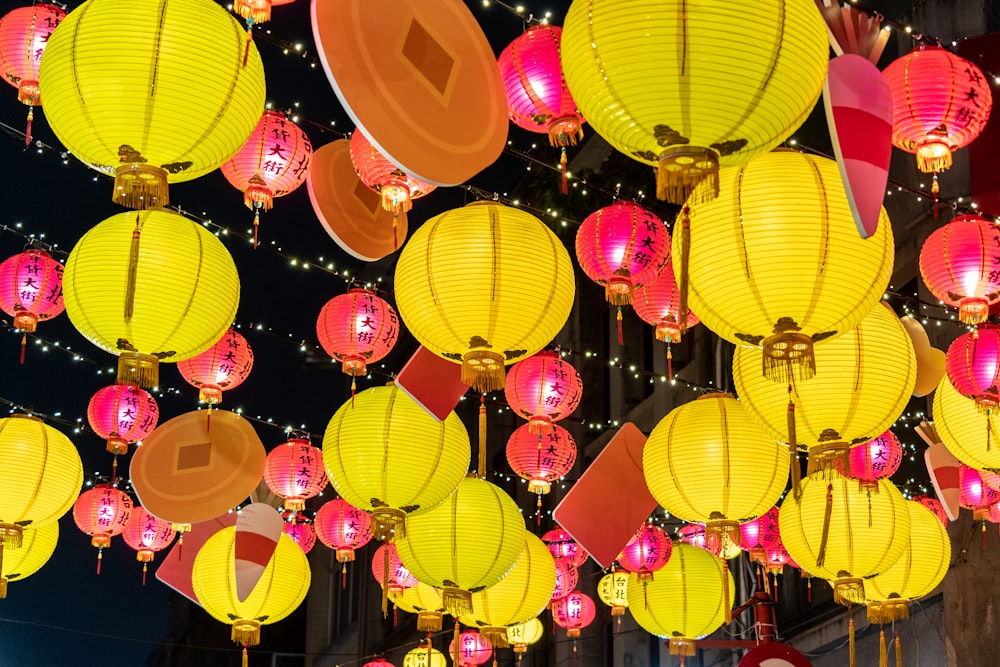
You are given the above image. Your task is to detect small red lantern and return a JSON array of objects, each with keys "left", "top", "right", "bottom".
[
  {"left": 87, "top": 384, "right": 159, "bottom": 455},
  {"left": 960, "top": 464, "right": 1000, "bottom": 520},
  {"left": 177, "top": 327, "right": 254, "bottom": 405},
  {"left": 73, "top": 484, "right": 133, "bottom": 572},
  {"left": 449, "top": 630, "right": 493, "bottom": 666},
  {"left": 0, "top": 4, "right": 65, "bottom": 143},
  {"left": 550, "top": 558, "right": 579, "bottom": 602},
  {"left": 0, "top": 249, "right": 65, "bottom": 360},
  {"left": 575, "top": 202, "right": 670, "bottom": 307},
  {"left": 314, "top": 498, "right": 374, "bottom": 563},
  {"left": 739, "top": 506, "right": 781, "bottom": 564},
  {"left": 633, "top": 257, "right": 700, "bottom": 343},
  {"left": 504, "top": 351, "right": 583, "bottom": 434},
  {"left": 316, "top": 288, "right": 399, "bottom": 385},
  {"left": 263, "top": 436, "right": 328, "bottom": 511},
  {"left": 848, "top": 430, "right": 903, "bottom": 488},
  {"left": 220, "top": 110, "right": 312, "bottom": 247},
  {"left": 364, "top": 659, "right": 395, "bottom": 667},
  {"left": 946, "top": 325, "right": 1000, "bottom": 413},
  {"left": 121, "top": 505, "right": 176, "bottom": 584},
  {"left": 550, "top": 590, "right": 596, "bottom": 638},
  {"left": 617, "top": 522, "right": 672, "bottom": 581},
  {"left": 541, "top": 527, "right": 588, "bottom": 567},
  {"left": 506, "top": 423, "right": 577, "bottom": 494},
  {"left": 919, "top": 214, "right": 1000, "bottom": 324},
  {"left": 349, "top": 129, "right": 436, "bottom": 215},
  {"left": 232, "top": 0, "right": 295, "bottom": 24},
  {"left": 371, "top": 542, "right": 417, "bottom": 597},
  {"left": 282, "top": 512, "right": 317, "bottom": 554}
]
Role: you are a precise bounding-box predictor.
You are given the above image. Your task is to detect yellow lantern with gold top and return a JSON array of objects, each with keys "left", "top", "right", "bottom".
[
  {"left": 37, "top": 0, "right": 266, "bottom": 209},
  {"left": 396, "top": 582, "right": 448, "bottom": 633},
  {"left": 404, "top": 644, "right": 447, "bottom": 667},
  {"left": 192, "top": 527, "right": 310, "bottom": 656},
  {"left": 644, "top": 393, "right": 788, "bottom": 551},
  {"left": 675, "top": 151, "right": 894, "bottom": 383},
  {"left": 507, "top": 617, "right": 544, "bottom": 654},
  {"left": 779, "top": 470, "right": 910, "bottom": 606},
  {"left": 560, "top": 0, "right": 828, "bottom": 203},
  {"left": 597, "top": 569, "right": 630, "bottom": 617},
  {"left": 62, "top": 209, "right": 240, "bottom": 389},
  {"left": 934, "top": 376, "right": 1000, "bottom": 471},
  {"left": 0, "top": 522, "right": 58, "bottom": 599},
  {"left": 394, "top": 202, "right": 575, "bottom": 392}
]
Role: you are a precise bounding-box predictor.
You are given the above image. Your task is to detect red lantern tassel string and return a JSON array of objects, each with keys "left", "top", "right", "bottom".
[
  {"left": 24, "top": 107, "right": 32, "bottom": 148},
  {"left": 342, "top": 561, "right": 347, "bottom": 590},
  {"left": 616, "top": 307, "right": 623, "bottom": 346},
  {"left": 932, "top": 174, "right": 939, "bottom": 219},
  {"left": 666, "top": 344, "right": 673, "bottom": 381},
  {"left": 19, "top": 333, "right": 25, "bottom": 365},
  {"left": 392, "top": 213, "right": 399, "bottom": 250},
  {"left": 788, "top": 385, "right": 802, "bottom": 501},
  {"left": 96, "top": 548, "right": 103, "bottom": 575},
  {"left": 560, "top": 148, "right": 568, "bottom": 195},
  {"left": 142, "top": 562, "right": 148, "bottom": 587},
  {"left": 252, "top": 208, "right": 261, "bottom": 250}
]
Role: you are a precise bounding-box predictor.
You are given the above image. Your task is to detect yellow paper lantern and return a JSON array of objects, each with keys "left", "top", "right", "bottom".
[
  {"left": 404, "top": 644, "right": 448, "bottom": 667},
  {"left": 396, "top": 476, "right": 526, "bottom": 617},
  {"left": 734, "top": 303, "right": 916, "bottom": 473},
  {"left": 560, "top": 0, "right": 828, "bottom": 203},
  {"left": 675, "top": 151, "right": 894, "bottom": 382},
  {"left": 37, "top": 0, "right": 266, "bottom": 209},
  {"left": 322, "top": 384, "right": 470, "bottom": 538},
  {"left": 62, "top": 209, "right": 240, "bottom": 388},
  {"left": 506, "top": 617, "right": 543, "bottom": 653},
  {"left": 192, "top": 527, "right": 310, "bottom": 651},
  {"left": 644, "top": 393, "right": 788, "bottom": 548},
  {"left": 866, "top": 500, "right": 950, "bottom": 624},
  {"left": 394, "top": 202, "right": 575, "bottom": 392},
  {"left": 0, "top": 522, "right": 58, "bottom": 599},
  {"left": 396, "top": 582, "right": 448, "bottom": 633},
  {"left": 597, "top": 570, "right": 630, "bottom": 616},
  {"left": 626, "top": 544, "right": 733, "bottom": 658},
  {"left": 779, "top": 470, "right": 911, "bottom": 605},
  {"left": 458, "top": 532, "right": 556, "bottom": 647},
  {"left": 934, "top": 376, "right": 1000, "bottom": 470}
]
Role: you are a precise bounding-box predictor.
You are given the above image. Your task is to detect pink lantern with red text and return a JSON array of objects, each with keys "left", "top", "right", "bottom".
[
  {"left": 914, "top": 495, "right": 949, "bottom": 526},
  {"left": 87, "top": 384, "right": 159, "bottom": 455},
  {"left": 550, "top": 558, "right": 579, "bottom": 602},
  {"left": 371, "top": 542, "right": 418, "bottom": 597},
  {"left": 315, "top": 497, "right": 374, "bottom": 563},
  {"left": 960, "top": 464, "right": 1000, "bottom": 520},
  {"left": 316, "top": 288, "right": 399, "bottom": 384},
  {"left": 450, "top": 630, "right": 493, "bottom": 666},
  {"left": 551, "top": 590, "right": 596, "bottom": 638},
  {"left": 121, "top": 505, "right": 176, "bottom": 583},
  {"left": 739, "top": 506, "right": 781, "bottom": 563},
  {"left": 0, "top": 249, "right": 65, "bottom": 359},
  {"left": 283, "top": 511, "right": 317, "bottom": 554},
  {"left": 177, "top": 327, "right": 253, "bottom": 405},
  {"left": 919, "top": 214, "right": 1000, "bottom": 325},
  {"left": 0, "top": 4, "right": 65, "bottom": 143},
  {"left": 617, "top": 522, "right": 672, "bottom": 581},
  {"left": 504, "top": 351, "right": 583, "bottom": 434},
  {"left": 633, "top": 256, "right": 700, "bottom": 343},
  {"left": 542, "top": 527, "right": 588, "bottom": 568},
  {"left": 263, "top": 436, "right": 328, "bottom": 511},
  {"left": 349, "top": 129, "right": 436, "bottom": 215},
  {"left": 506, "top": 423, "right": 576, "bottom": 495},
  {"left": 946, "top": 325, "right": 1000, "bottom": 413},
  {"left": 848, "top": 430, "right": 903, "bottom": 487},
  {"left": 73, "top": 484, "right": 133, "bottom": 572},
  {"left": 764, "top": 544, "right": 797, "bottom": 575},
  {"left": 363, "top": 659, "right": 395, "bottom": 667}
]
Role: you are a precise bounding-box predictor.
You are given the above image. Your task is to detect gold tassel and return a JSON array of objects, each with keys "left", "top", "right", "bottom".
[
  {"left": 24, "top": 107, "right": 32, "bottom": 148},
  {"left": 0, "top": 576, "right": 6, "bottom": 599},
  {"left": 417, "top": 611, "right": 443, "bottom": 633},
  {"left": 788, "top": 385, "right": 802, "bottom": 500},
  {"left": 117, "top": 352, "right": 159, "bottom": 389},
  {"left": 722, "top": 557, "right": 732, "bottom": 625},
  {"left": 816, "top": 483, "right": 834, "bottom": 568},
  {"left": 242, "top": 647, "right": 248, "bottom": 667},
  {"left": 113, "top": 163, "right": 169, "bottom": 210},
  {"left": 560, "top": 148, "right": 568, "bottom": 195},
  {"left": 481, "top": 626, "right": 510, "bottom": 648},
  {"left": 677, "top": 207, "right": 691, "bottom": 335},
  {"left": 453, "top": 620, "right": 461, "bottom": 667},
  {"left": 895, "top": 627, "right": 903, "bottom": 667},
  {"left": 462, "top": 350, "right": 505, "bottom": 393},
  {"left": 656, "top": 147, "right": 719, "bottom": 204},
  {"left": 616, "top": 307, "right": 623, "bottom": 345},
  {"left": 442, "top": 587, "right": 473, "bottom": 618},
  {"left": 849, "top": 611, "right": 856, "bottom": 667},
  {"left": 381, "top": 542, "right": 390, "bottom": 618},
  {"left": 478, "top": 395, "right": 487, "bottom": 478},
  {"left": 880, "top": 628, "right": 888, "bottom": 667},
  {"left": 123, "top": 224, "right": 142, "bottom": 322},
  {"left": 668, "top": 637, "right": 696, "bottom": 657},
  {"left": 371, "top": 507, "right": 406, "bottom": 542},
  {"left": 232, "top": 619, "right": 261, "bottom": 647}
]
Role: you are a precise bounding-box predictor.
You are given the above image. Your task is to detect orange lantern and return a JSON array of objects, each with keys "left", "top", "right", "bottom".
[
  {"left": 316, "top": 288, "right": 399, "bottom": 393},
  {"left": 349, "top": 128, "right": 436, "bottom": 216},
  {"left": 73, "top": 484, "right": 133, "bottom": 572},
  {"left": 262, "top": 436, "right": 328, "bottom": 511},
  {"left": 177, "top": 328, "right": 254, "bottom": 406},
  {"left": 121, "top": 505, "right": 176, "bottom": 584}
]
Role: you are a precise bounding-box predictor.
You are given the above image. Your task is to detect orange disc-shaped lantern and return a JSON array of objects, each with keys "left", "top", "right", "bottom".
[
  {"left": 262, "top": 437, "right": 328, "bottom": 511},
  {"left": 87, "top": 384, "right": 160, "bottom": 455},
  {"left": 504, "top": 351, "right": 583, "bottom": 433},
  {"left": 177, "top": 328, "right": 253, "bottom": 406},
  {"left": 505, "top": 423, "right": 576, "bottom": 495},
  {"left": 349, "top": 129, "right": 436, "bottom": 215},
  {"left": 920, "top": 214, "right": 1000, "bottom": 325},
  {"left": 316, "top": 288, "right": 399, "bottom": 379},
  {"left": 551, "top": 590, "right": 596, "bottom": 638},
  {"left": 73, "top": 484, "right": 133, "bottom": 571},
  {"left": 0, "top": 249, "right": 65, "bottom": 337},
  {"left": 0, "top": 3, "right": 65, "bottom": 142},
  {"left": 121, "top": 505, "right": 176, "bottom": 583},
  {"left": 314, "top": 497, "right": 373, "bottom": 563}
]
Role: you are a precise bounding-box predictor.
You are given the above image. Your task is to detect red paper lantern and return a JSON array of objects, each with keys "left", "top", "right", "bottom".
[
  {"left": 263, "top": 437, "right": 328, "bottom": 511},
  {"left": 848, "top": 430, "right": 903, "bottom": 486},
  {"left": 371, "top": 542, "right": 418, "bottom": 596},
  {"left": 884, "top": 45, "right": 992, "bottom": 175},
  {"left": 504, "top": 351, "right": 583, "bottom": 434},
  {"left": 541, "top": 527, "right": 589, "bottom": 568},
  {"left": 177, "top": 328, "right": 253, "bottom": 405},
  {"left": 0, "top": 4, "right": 65, "bottom": 142},
  {"left": 550, "top": 590, "right": 596, "bottom": 638},
  {"left": 232, "top": 0, "right": 295, "bottom": 24},
  {"left": 0, "top": 249, "right": 65, "bottom": 341},
  {"left": 349, "top": 129, "right": 436, "bottom": 215},
  {"left": 946, "top": 325, "right": 1000, "bottom": 412},
  {"left": 498, "top": 24, "right": 584, "bottom": 148},
  {"left": 449, "top": 630, "right": 493, "bottom": 666},
  {"left": 633, "top": 257, "right": 700, "bottom": 343},
  {"left": 919, "top": 214, "right": 1000, "bottom": 324},
  {"left": 317, "top": 288, "right": 399, "bottom": 379},
  {"left": 87, "top": 384, "right": 159, "bottom": 455},
  {"left": 575, "top": 202, "right": 670, "bottom": 305},
  {"left": 363, "top": 659, "right": 395, "bottom": 667},
  {"left": 121, "top": 505, "right": 176, "bottom": 583},
  {"left": 764, "top": 544, "right": 797, "bottom": 575},
  {"left": 282, "top": 512, "right": 317, "bottom": 554},
  {"left": 550, "top": 558, "right": 579, "bottom": 602},
  {"left": 959, "top": 464, "right": 1000, "bottom": 520},
  {"left": 505, "top": 423, "right": 577, "bottom": 494},
  {"left": 221, "top": 110, "right": 312, "bottom": 246},
  {"left": 914, "top": 495, "right": 949, "bottom": 526},
  {"left": 617, "top": 522, "right": 672, "bottom": 581},
  {"left": 739, "top": 506, "right": 781, "bottom": 562},
  {"left": 314, "top": 498, "right": 374, "bottom": 562},
  {"left": 73, "top": 484, "right": 133, "bottom": 571}
]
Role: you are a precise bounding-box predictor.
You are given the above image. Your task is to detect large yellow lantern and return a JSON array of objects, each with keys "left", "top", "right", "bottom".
[
  {"left": 192, "top": 527, "right": 310, "bottom": 655},
  {"left": 560, "top": 0, "right": 828, "bottom": 203},
  {"left": 62, "top": 209, "right": 240, "bottom": 388},
  {"left": 734, "top": 303, "right": 916, "bottom": 473},
  {"left": 395, "top": 582, "right": 448, "bottom": 633},
  {"left": 396, "top": 476, "right": 526, "bottom": 617},
  {"left": 458, "top": 531, "right": 556, "bottom": 647},
  {"left": 779, "top": 470, "right": 910, "bottom": 605},
  {"left": 0, "top": 522, "right": 58, "bottom": 599},
  {"left": 934, "top": 377, "right": 1000, "bottom": 470},
  {"left": 322, "top": 384, "right": 470, "bottom": 539},
  {"left": 627, "top": 544, "right": 733, "bottom": 659},
  {"left": 394, "top": 202, "right": 575, "bottom": 392},
  {"left": 644, "top": 393, "right": 788, "bottom": 550},
  {"left": 866, "top": 500, "right": 950, "bottom": 624},
  {"left": 37, "top": 0, "right": 266, "bottom": 209},
  {"left": 675, "top": 151, "right": 894, "bottom": 382}
]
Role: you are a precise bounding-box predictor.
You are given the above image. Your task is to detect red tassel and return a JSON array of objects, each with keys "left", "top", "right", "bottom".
[
  {"left": 617, "top": 307, "right": 623, "bottom": 345},
  {"left": 19, "top": 333, "right": 25, "bottom": 365},
  {"left": 142, "top": 562, "right": 148, "bottom": 586},
  {"left": 667, "top": 344, "right": 673, "bottom": 381},
  {"left": 932, "top": 174, "right": 939, "bottom": 219},
  {"left": 807, "top": 577, "right": 812, "bottom": 604},
  {"left": 351, "top": 376, "right": 356, "bottom": 408},
  {"left": 393, "top": 213, "right": 399, "bottom": 249},
  {"left": 537, "top": 494, "right": 542, "bottom": 527},
  {"left": 24, "top": 107, "right": 32, "bottom": 147},
  {"left": 252, "top": 209, "right": 260, "bottom": 249},
  {"left": 96, "top": 549, "right": 103, "bottom": 575},
  {"left": 342, "top": 561, "right": 347, "bottom": 589},
  {"left": 560, "top": 148, "right": 568, "bottom": 195}
]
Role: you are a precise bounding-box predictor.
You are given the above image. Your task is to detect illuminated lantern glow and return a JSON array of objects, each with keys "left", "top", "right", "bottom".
[
  {"left": 0, "top": 522, "right": 57, "bottom": 599},
  {"left": 920, "top": 214, "right": 1000, "bottom": 325},
  {"left": 404, "top": 644, "right": 447, "bottom": 667},
  {"left": 506, "top": 618, "right": 544, "bottom": 654},
  {"left": 262, "top": 436, "right": 328, "bottom": 511},
  {"left": 371, "top": 542, "right": 418, "bottom": 597},
  {"left": 779, "top": 470, "right": 911, "bottom": 605},
  {"left": 676, "top": 523, "right": 742, "bottom": 560},
  {"left": 281, "top": 512, "right": 316, "bottom": 554},
  {"left": 314, "top": 498, "right": 373, "bottom": 563},
  {"left": 739, "top": 507, "right": 781, "bottom": 565},
  {"left": 232, "top": 0, "right": 295, "bottom": 25},
  {"left": 177, "top": 328, "right": 254, "bottom": 406},
  {"left": 550, "top": 590, "right": 596, "bottom": 638},
  {"left": 0, "top": 249, "right": 65, "bottom": 341},
  {"left": 597, "top": 570, "right": 630, "bottom": 616},
  {"left": 504, "top": 351, "right": 583, "bottom": 434},
  {"left": 550, "top": 558, "right": 579, "bottom": 602},
  {"left": 959, "top": 464, "right": 1000, "bottom": 520},
  {"left": 192, "top": 528, "right": 310, "bottom": 655},
  {"left": 395, "top": 582, "right": 448, "bottom": 633},
  {"left": 560, "top": 0, "right": 828, "bottom": 203},
  {"left": 946, "top": 325, "right": 1000, "bottom": 412},
  {"left": 363, "top": 659, "right": 394, "bottom": 667},
  {"left": 883, "top": 45, "right": 992, "bottom": 174},
  {"left": 87, "top": 384, "right": 159, "bottom": 455},
  {"left": 633, "top": 256, "right": 700, "bottom": 344},
  {"left": 505, "top": 423, "right": 576, "bottom": 495},
  {"left": 121, "top": 505, "right": 176, "bottom": 584},
  {"left": 449, "top": 631, "right": 493, "bottom": 667},
  {"left": 73, "top": 484, "right": 133, "bottom": 572},
  {"left": 617, "top": 522, "right": 673, "bottom": 581},
  {"left": 394, "top": 202, "right": 575, "bottom": 392},
  {"left": 678, "top": 151, "right": 894, "bottom": 382},
  {"left": 934, "top": 377, "right": 1000, "bottom": 470},
  {"left": 349, "top": 128, "right": 436, "bottom": 215},
  {"left": 541, "top": 527, "right": 589, "bottom": 568},
  {"left": 63, "top": 209, "right": 240, "bottom": 389},
  {"left": 764, "top": 545, "right": 797, "bottom": 576},
  {"left": 575, "top": 202, "right": 669, "bottom": 306},
  {"left": 0, "top": 3, "right": 65, "bottom": 143},
  {"left": 848, "top": 431, "right": 903, "bottom": 490},
  {"left": 316, "top": 289, "right": 399, "bottom": 381},
  {"left": 914, "top": 495, "right": 949, "bottom": 526}
]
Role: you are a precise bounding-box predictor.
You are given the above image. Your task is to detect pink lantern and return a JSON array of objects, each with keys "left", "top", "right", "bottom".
[
  {"left": 263, "top": 437, "right": 328, "bottom": 511},
  {"left": 678, "top": 523, "right": 709, "bottom": 549},
  {"left": 73, "top": 484, "right": 133, "bottom": 572},
  {"left": 914, "top": 495, "right": 949, "bottom": 526},
  {"left": 87, "top": 384, "right": 159, "bottom": 455},
  {"left": 848, "top": 430, "right": 903, "bottom": 487},
  {"left": 550, "top": 558, "right": 579, "bottom": 602},
  {"left": 232, "top": 0, "right": 295, "bottom": 25},
  {"left": 316, "top": 288, "right": 399, "bottom": 381},
  {"left": 764, "top": 544, "right": 797, "bottom": 575},
  {"left": 959, "top": 464, "right": 1000, "bottom": 520},
  {"left": 449, "top": 630, "right": 493, "bottom": 666},
  {"left": 0, "top": 4, "right": 65, "bottom": 143},
  {"left": 177, "top": 327, "right": 253, "bottom": 405},
  {"left": 919, "top": 214, "right": 1000, "bottom": 324},
  {"left": 617, "top": 522, "right": 672, "bottom": 581},
  {"left": 551, "top": 590, "right": 596, "bottom": 638},
  {"left": 349, "top": 128, "right": 436, "bottom": 215},
  {"left": 542, "top": 527, "right": 589, "bottom": 567},
  {"left": 282, "top": 512, "right": 317, "bottom": 554},
  {"left": 314, "top": 498, "right": 374, "bottom": 563},
  {"left": 371, "top": 542, "right": 418, "bottom": 597},
  {"left": 633, "top": 256, "right": 700, "bottom": 343},
  {"left": 506, "top": 423, "right": 577, "bottom": 494},
  {"left": 0, "top": 249, "right": 65, "bottom": 359},
  {"left": 739, "top": 506, "right": 781, "bottom": 563},
  {"left": 121, "top": 505, "right": 176, "bottom": 583},
  {"left": 575, "top": 202, "right": 670, "bottom": 306},
  {"left": 946, "top": 325, "right": 1000, "bottom": 413},
  {"left": 504, "top": 351, "right": 583, "bottom": 433}
]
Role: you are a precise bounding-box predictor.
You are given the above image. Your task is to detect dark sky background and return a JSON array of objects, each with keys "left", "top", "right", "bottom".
[{"left": 0, "top": 0, "right": 933, "bottom": 665}]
